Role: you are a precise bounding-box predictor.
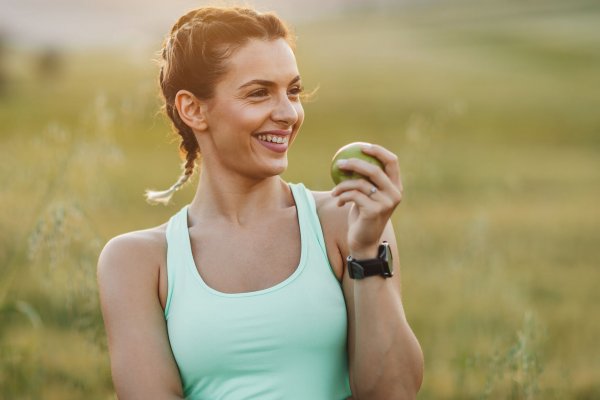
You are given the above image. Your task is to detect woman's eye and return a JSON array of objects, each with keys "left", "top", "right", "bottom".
[
  {"left": 288, "top": 86, "right": 304, "bottom": 98},
  {"left": 248, "top": 88, "right": 269, "bottom": 97}
]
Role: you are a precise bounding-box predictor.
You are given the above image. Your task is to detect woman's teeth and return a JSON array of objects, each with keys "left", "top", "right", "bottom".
[{"left": 258, "top": 134, "right": 288, "bottom": 144}]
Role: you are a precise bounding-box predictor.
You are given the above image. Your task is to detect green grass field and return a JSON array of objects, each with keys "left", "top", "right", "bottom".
[{"left": 1, "top": 1, "right": 599, "bottom": 398}]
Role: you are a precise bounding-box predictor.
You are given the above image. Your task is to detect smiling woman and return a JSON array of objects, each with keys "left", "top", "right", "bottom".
[
  {"left": 183, "top": 37, "right": 304, "bottom": 181},
  {"left": 97, "top": 5, "right": 423, "bottom": 400},
  {"left": 145, "top": 7, "right": 302, "bottom": 204}
]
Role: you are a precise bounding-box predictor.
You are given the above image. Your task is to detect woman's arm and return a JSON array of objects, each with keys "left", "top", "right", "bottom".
[
  {"left": 97, "top": 232, "right": 184, "bottom": 399},
  {"left": 330, "top": 144, "right": 424, "bottom": 399},
  {"left": 341, "top": 221, "right": 424, "bottom": 400}
]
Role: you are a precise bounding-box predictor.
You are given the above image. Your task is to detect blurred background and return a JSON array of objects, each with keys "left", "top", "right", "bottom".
[{"left": 1, "top": 0, "right": 599, "bottom": 398}]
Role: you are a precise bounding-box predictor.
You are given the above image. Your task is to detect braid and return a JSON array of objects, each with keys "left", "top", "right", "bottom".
[
  {"left": 144, "top": 130, "right": 200, "bottom": 205},
  {"left": 145, "top": 101, "right": 200, "bottom": 205},
  {"left": 146, "top": 44, "right": 202, "bottom": 207},
  {"left": 181, "top": 131, "right": 200, "bottom": 175}
]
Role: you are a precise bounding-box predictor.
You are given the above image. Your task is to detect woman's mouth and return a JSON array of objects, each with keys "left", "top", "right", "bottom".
[
  {"left": 254, "top": 132, "right": 290, "bottom": 153},
  {"left": 257, "top": 134, "right": 289, "bottom": 144}
]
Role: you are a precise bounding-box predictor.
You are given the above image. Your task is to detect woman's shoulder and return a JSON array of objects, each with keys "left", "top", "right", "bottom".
[
  {"left": 97, "top": 223, "right": 168, "bottom": 284},
  {"left": 101, "top": 223, "right": 168, "bottom": 259},
  {"left": 308, "top": 188, "right": 351, "bottom": 241},
  {"left": 309, "top": 189, "right": 351, "bottom": 221}
]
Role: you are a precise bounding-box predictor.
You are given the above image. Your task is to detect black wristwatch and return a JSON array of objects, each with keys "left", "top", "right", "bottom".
[{"left": 347, "top": 241, "right": 394, "bottom": 279}]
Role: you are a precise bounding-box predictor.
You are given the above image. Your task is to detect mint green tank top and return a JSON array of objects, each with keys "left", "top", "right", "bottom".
[{"left": 164, "top": 182, "right": 352, "bottom": 399}]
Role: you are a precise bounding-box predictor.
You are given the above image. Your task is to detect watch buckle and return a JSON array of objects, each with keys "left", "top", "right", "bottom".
[{"left": 350, "top": 261, "right": 365, "bottom": 279}]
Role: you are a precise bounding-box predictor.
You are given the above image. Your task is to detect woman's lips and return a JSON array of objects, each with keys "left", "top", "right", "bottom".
[
  {"left": 255, "top": 135, "right": 289, "bottom": 153},
  {"left": 254, "top": 130, "right": 292, "bottom": 154}
]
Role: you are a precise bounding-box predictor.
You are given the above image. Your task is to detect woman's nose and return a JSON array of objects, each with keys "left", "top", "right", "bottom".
[{"left": 271, "top": 94, "right": 298, "bottom": 126}]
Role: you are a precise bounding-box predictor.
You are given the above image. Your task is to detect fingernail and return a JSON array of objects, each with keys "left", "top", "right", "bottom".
[
  {"left": 361, "top": 143, "right": 373, "bottom": 150},
  {"left": 337, "top": 159, "right": 348, "bottom": 166}
]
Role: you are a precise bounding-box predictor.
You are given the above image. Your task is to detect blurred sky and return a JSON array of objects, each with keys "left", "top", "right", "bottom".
[{"left": 0, "top": 0, "right": 402, "bottom": 49}]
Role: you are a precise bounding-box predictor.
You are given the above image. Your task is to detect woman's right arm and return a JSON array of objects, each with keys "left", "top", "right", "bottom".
[{"left": 97, "top": 232, "right": 184, "bottom": 399}]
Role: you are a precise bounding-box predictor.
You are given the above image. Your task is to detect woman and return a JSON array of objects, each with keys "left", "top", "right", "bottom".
[{"left": 97, "top": 6, "right": 423, "bottom": 399}]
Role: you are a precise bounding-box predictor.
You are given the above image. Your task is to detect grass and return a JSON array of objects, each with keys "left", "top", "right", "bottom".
[{"left": 1, "top": 0, "right": 599, "bottom": 398}]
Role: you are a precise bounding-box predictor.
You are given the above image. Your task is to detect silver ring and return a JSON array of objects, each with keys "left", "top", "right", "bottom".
[{"left": 368, "top": 186, "right": 378, "bottom": 197}]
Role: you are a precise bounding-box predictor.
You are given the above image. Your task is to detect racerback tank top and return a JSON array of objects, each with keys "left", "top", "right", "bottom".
[{"left": 164, "top": 182, "right": 352, "bottom": 399}]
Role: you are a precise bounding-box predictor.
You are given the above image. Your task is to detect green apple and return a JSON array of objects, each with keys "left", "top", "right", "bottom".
[{"left": 330, "top": 142, "right": 384, "bottom": 185}]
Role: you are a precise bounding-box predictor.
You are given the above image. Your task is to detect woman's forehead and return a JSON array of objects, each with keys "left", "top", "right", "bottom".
[{"left": 224, "top": 38, "right": 299, "bottom": 88}]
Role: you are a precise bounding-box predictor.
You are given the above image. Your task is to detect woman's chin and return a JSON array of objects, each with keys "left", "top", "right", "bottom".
[
  {"left": 263, "top": 159, "right": 288, "bottom": 177},
  {"left": 271, "top": 163, "right": 288, "bottom": 176}
]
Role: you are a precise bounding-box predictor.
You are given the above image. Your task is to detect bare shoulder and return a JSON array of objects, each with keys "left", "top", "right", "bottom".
[
  {"left": 98, "top": 224, "right": 167, "bottom": 275},
  {"left": 101, "top": 223, "right": 168, "bottom": 255},
  {"left": 311, "top": 190, "right": 351, "bottom": 248},
  {"left": 96, "top": 223, "right": 169, "bottom": 305}
]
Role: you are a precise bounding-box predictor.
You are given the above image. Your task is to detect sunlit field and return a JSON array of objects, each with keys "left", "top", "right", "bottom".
[{"left": 1, "top": 1, "right": 599, "bottom": 398}]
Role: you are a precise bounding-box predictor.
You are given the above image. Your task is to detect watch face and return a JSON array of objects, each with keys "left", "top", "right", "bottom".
[{"left": 383, "top": 242, "right": 393, "bottom": 275}]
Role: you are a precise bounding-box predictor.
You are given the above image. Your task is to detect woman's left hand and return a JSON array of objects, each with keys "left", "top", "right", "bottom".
[{"left": 331, "top": 143, "right": 403, "bottom": 256}]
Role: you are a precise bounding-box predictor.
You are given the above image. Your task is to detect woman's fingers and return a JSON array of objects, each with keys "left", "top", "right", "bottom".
[
  {"left": 361, "top": 144, "right": 402, "bottom": 189},
  {"left": 331, "top": 178, "right": 378, "bottom": 198},
  {"left": 335, "top": 188, "right": 378, "bottom": 209},
  {"left": 334, "top": 158, "right": 390, "bottom": 191},
  {"left": 333, "top": 179, "right": 397, "bottom": 212},
  {"left": 334, "top": 158, "right": 402, "bottom": 205}
]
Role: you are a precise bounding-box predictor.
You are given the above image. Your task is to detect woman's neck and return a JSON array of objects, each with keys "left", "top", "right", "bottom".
[{"left": 187, "top": 167, "right": 293, "bottom": 228}]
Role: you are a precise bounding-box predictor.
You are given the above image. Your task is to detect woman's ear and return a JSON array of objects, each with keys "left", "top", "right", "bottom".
[{"left": 174, "top": 90, "right": 208, "bottom": 131}]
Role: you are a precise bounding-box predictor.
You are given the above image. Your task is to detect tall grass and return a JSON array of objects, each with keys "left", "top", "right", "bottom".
[{"left": 1, "top": 94, "right": 123, "bottom": 399}]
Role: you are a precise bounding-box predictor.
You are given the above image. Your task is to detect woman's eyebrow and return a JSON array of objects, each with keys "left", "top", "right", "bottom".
[{"left": 237, "top": 75, "right": 301, "bottom": 90}]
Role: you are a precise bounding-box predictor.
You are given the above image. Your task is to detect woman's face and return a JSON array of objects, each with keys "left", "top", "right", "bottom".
[{"left": 200, "top": 38, "right": 305, "bottom": 179}]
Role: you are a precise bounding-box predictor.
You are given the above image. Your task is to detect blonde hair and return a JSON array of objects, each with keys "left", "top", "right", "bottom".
[{"left": 145, "top": 6, "right": 295, "bottom": 205}]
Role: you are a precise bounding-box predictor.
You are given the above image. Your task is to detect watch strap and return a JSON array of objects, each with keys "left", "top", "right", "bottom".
[
  {"left": 347, "top": 257, "right": 387, "bottom": 279},
  {"left": 347, "top": 242, "right": 392, "bottom": 279}
]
